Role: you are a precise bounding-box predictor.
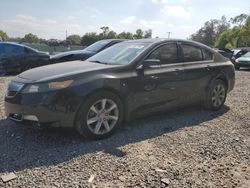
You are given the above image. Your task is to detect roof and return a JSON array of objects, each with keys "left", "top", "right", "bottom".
[
  {"left": 0, "top": 42, "right": 26, "bottom": 47},
  {"left": 124, "top": 38, "right": 213, "bottom": 50},
  {"left": 0, "top": 42, "right": 39, "bottom": 52},
  {"left": 98, "top": 39, "right": 129, "bottom": 42}
]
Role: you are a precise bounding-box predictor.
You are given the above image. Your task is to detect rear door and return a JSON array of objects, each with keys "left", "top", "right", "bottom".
[{"left": 178, "top": 42, "right": 215, "bottom": 103}]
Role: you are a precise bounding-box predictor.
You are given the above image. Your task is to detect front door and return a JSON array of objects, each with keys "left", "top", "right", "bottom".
[{"left": 126, "top": 43, "right": 187, "bottom": 116}]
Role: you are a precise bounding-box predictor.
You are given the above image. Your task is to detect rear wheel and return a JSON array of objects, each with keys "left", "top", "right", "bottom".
[
  {"left": 205, "top": 80, "right": 227, "bottom": 110},
  {"left": 235, "top": 66, "right": 240, "bottom": 70},
  {"left": 75, "top": 91, "right": 123, "bottom": 140}
]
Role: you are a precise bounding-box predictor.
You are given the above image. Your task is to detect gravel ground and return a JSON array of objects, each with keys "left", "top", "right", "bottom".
[{"left": 0, "top": 71, "right": 249, "bottom": 188}]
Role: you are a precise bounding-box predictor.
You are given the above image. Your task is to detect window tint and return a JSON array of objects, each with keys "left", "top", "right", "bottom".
[
  {"left": 181, "top": 44, "right": 202, "bottom": 62},
  {"left": 85, "top": 40, "right": 111, "bottom": 52},
  {"left": 147, "top": 44, "right": 179, "bottom": 64},
  {"left": 3, "top": 44, "right": 24, "bottom": 55},
  {"left": 203, "top": 49, "right": 213, "bottom": 60},
  {"left": 24, "top": 47, "right": 36, "bottom": 54}
]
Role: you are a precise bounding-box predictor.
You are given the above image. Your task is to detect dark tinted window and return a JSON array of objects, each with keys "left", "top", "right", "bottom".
[
  {"left": 24, "top": 47, "right": 36, "bottom": 54},
  {"left": 147, "top": 44, "right": 179, "bottom": 64},
  {"left": 3, "top": 44, "right": 24, "bottom": 55},
  {"left": 181, "top": 44, "right": 202, "bottom": 62},
  {"left": 0, "top": 44, "right": 3, "bottom": 55},
  {"left": 203, "top": 49, "right": 213, "bottom": 60},
  {"left": 85, "top": 40, "right": 111, "bottom": 52}
]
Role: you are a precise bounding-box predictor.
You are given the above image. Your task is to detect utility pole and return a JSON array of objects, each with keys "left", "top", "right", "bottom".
[
  {"left": 166, "top": 32, "right": 172, "bottom": 39},
  {"left": 66, "top": 30, "right": 68, "bottom": 40}
]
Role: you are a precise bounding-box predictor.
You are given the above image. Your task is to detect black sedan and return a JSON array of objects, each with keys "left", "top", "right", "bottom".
[
  {"left": 0, "top": 42, "right": 49, "bottom": 75},
  {"left": 5, "top": 39, "right": 235, "bottom": 139},
  {"left": 50, "top": 39, "right": 127, "bottom": 63}
]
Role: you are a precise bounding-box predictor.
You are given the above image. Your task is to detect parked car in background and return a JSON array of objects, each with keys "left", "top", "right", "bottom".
[
  {"left": 0, "top": 42, "right": 49, "bottom": 75},
  {"left": 5, "top": 39, "right": 235, "bottom": 139},
  {"left": 235, "top": 52, "right": 250, "bottom": 70},
  {"left": 215, "top": 48, "right": 234, "bottom": 60},
  {"left": 50, "top": 39, "right": 128, "bottom": 63},
  {"left": 231, "top": 48, "right": 250, "bottom": 66}
]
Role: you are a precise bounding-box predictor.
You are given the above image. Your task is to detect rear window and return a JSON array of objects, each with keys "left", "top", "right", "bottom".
[{"left": 181, "top": 44, "right": 202, "bottom": 62}]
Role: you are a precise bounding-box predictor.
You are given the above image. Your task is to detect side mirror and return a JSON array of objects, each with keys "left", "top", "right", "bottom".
[{"left": 141, "top": 59, "right": 161, "bottom": 68}]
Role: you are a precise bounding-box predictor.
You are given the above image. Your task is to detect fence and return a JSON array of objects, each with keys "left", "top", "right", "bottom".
[{"left": 23, "top": 43, "right": 85, "bottom": 54}]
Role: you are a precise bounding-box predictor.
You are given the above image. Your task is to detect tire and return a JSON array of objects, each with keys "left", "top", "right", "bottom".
[
  {"left": 205, "top": 79, "right": 227, "bottom": 111},
  {"left": 75, "top": 91, "right": 124, "bottom": 140}
]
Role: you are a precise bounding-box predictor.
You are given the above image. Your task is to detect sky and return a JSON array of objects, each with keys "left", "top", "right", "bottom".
[{"left": 0, "top": 0, "right": 249, "bottom": 40}]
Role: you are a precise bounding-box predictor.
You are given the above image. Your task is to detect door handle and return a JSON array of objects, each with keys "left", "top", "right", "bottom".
[
  {"left": 174, "top": 69, "right": 183, "bottom": 75},
  {"left": 206, "top": 65, "right": 212, "bottom": 71}
]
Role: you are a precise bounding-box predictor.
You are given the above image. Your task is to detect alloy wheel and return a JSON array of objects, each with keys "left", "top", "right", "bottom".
[
  {"left": 86, "top": 99, "right": 119, "bottom": 135},
  {"left": 211, "top": 84, "right": 226, "bottom": 107}
]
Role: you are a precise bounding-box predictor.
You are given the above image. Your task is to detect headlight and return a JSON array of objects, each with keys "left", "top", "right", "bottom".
[{"left": 21, "top": 80, "right": 73, "bottom": 93}]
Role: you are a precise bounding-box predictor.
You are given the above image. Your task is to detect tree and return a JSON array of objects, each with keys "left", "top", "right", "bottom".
[
  {"left": 100, "top": 26, "right": 110, "bottom": 36},
  {"left": 117, "top": 32, "right": 134, "bottom": 39},
  {"left": 214, "top": 14, "right": 250, "bottom": 48},
  {"left": 190, "top": 16, "right": 230, "bottom": 46},
  {"left": 230, "top": 14, "right": 248, "bottom": 27},
  {"left": 66, "top": 34, "right": 81, "bottom": 45},
  {"left": 144, "top": 29, "right": 152, "bottom": 38},
  {"left": 81, "top": 32, "right": 99, "bottom": 46},
  {"left": 106, "top": 31, "right": 117, "bottom": 39},
  {"left": 134, "top": 29, "right": 144, "bottom": 39},
  {"left": 23, "top": 33, "right": 39, "bottom": 43},
  {"left": 0, "top": 30, "right": 9, "bottom": 41}
]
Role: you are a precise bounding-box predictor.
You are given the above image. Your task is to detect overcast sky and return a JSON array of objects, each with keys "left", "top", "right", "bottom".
[{"left": 0, "top": 0, "right": 249, "bottom": 39}]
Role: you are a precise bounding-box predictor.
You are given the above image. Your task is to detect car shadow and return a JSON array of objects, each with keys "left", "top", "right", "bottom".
[{"left": 0, "top": 105, "right": 230, "bottom": 173}]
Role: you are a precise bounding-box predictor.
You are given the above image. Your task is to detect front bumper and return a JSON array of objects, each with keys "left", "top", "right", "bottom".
[{"left": 5, "top": 90, "right": 82, "bottom": 128}]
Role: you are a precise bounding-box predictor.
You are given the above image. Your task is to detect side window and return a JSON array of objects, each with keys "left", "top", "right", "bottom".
[
  {"left": 3, "top": 44, "right": 24, "bottom": 56},
  {"left": 181, "top": 44, "right": 202, "bottom": 62},
  {"left": 0, "top": 44, "right": 3, "bottom": 55},
  {"left": 203, "top": 49, "right": 213, "bottom": 60},
  {"left": 24, "top": 47, "right": 36, "bottom": 54},
  {"left": 146, "top": 44, "right": 179, "bottom": 64}
]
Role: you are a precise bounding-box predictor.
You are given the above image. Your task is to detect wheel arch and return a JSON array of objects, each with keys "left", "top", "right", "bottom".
[
  {"left": 207, "top": 72, "right": 229, "bottom": 92},
  {"left": 73, "top": 87, "right": 128, "bottom": 128}
]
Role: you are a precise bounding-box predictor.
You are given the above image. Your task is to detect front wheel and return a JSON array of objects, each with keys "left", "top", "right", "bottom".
[
  {"left": 75, "top": 91, "right": 123, "bottom": 140},
  {"left": 205, "top": 80, "right": 227, "bottom": 110}
]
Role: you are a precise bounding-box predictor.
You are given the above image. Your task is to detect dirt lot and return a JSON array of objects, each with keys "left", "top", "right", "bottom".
[{"left": 0, "top": 71, "right": 249, "bottom": 188}]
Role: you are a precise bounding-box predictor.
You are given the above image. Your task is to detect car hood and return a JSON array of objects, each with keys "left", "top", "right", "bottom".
[
  {"left": 17, "top": 61, "right": 117, "bottom": 82},
  {"left": 50, "top": 49, "right": 94, "bottom": 59}
]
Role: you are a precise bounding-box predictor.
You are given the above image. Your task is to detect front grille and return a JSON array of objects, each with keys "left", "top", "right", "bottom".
[
  {"left": 239, "top": 61, "right": 250, "bottom": 63},
  {"left": 6, "top": 81, "right": 25, "bottom": 97}
]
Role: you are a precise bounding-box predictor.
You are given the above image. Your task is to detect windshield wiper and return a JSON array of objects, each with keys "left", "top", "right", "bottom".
[{"left": 89, "top": 60, "right": 108, "bottom": 65}]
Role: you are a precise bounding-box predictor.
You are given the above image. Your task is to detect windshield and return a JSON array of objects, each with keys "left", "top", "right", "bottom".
[
  {"left": 243, "top": 52, "right": 250, "bottom": 57},
  {"left": 84, "top": 40, "right": 111, "bottom": 52},
  {"left": 88, "top": 42, "right": 150, "bottom": 65}
]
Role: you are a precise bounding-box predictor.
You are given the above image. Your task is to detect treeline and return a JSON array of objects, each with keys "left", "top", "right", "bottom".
[
  {"left": 190, "top": 13, "right": 250, "bottom": 49},
  {"left": 0, "top": 26, "right": 152, "bottom": 46}
]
